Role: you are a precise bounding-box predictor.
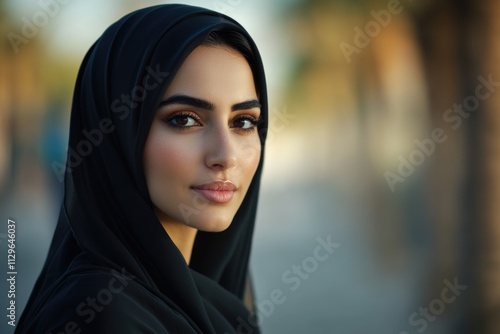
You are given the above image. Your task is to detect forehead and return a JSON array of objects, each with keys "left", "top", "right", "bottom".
[{"left": 162, "top": 45, "right": 257, "bottom": 100}]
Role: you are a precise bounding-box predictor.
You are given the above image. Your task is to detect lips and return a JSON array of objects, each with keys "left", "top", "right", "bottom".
[{"left": 191, "top": 181, "right": 236, "bottom": 203}]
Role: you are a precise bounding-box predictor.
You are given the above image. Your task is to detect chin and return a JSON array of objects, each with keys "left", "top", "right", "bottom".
[{"left": 192, "top": 214, "right": 234, "bottom": 232}]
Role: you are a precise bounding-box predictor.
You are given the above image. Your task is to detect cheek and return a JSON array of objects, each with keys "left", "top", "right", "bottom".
[
  {"left": 144, "top": 130, "right": 200, "bottom": 197},
  {"left": 237, "top": 136, "right": 261, "bottom": 182}
]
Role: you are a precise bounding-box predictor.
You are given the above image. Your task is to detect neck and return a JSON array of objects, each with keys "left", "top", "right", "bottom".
[{"left": 157, "top": 213, "right": 198, "bottom": 264}]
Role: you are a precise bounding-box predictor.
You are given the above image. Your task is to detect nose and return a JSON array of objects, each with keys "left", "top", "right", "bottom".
[{"left": 205, "top": 125, "right": 237, "bottom": 171}]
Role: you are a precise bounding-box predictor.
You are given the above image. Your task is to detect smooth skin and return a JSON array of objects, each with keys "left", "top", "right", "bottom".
[{"left": 143, "top": 45, "right": 262, "bottom": 264}]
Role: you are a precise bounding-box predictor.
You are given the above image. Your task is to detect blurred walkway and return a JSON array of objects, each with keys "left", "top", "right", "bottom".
[{"left": 251, "top": 180, "right": 464, "bottom": 334}]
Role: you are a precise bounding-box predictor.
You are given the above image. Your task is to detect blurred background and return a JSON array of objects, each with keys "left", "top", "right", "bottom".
[{"left": 0, "top": 0, "right": 499, "bottom": 333}]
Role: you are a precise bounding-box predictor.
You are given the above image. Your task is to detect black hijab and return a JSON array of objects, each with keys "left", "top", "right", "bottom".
[{"left": 16, "top": 4, "right": 267, "bottom": 333}]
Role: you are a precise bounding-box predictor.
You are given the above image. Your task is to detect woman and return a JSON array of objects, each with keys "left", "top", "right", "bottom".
[{"left": 16, "top": 4, "right": 268, "bottom": 333}]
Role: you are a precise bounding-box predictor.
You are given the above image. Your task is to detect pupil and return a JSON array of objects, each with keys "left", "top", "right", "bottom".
[{"left": 177, "top": 116, "right": 188, "bottom": 126}]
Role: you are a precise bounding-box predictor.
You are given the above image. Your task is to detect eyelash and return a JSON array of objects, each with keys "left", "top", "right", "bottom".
[
  {"left": 164, "top": 112, "right": 202, "bottom": 130},
  {"left": 164, "top": 112, "right": 261, "bottom": 132},
  {"left": 233, "top": 115, "right": 261, "bottom": 132}
]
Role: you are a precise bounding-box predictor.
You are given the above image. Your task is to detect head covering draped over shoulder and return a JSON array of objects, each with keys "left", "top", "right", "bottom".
[{"left": 16, "top": 4, "right": 267, "bottom": 334}]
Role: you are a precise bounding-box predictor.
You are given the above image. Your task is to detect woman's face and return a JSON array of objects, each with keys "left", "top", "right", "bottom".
[{"left": 143, "top": 44, "right": 261, "bottom": 232}]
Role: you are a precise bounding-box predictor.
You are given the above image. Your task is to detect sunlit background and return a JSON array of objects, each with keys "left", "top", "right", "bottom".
[{"left": 1, "top": 0, "right": 499, "bottom": 333}]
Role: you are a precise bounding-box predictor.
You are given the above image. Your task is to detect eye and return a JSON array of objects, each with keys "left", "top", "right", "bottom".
[
  {"left": 232, "top": 115, "right": 259, "bottom": 131},
  {"left": 164, "top": 112, "right": 202, "bottom": 129}
]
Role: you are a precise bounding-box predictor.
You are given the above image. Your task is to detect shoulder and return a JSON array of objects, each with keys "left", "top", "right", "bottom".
[{"left": 30, "top": 269, "right": 188, "bottom": 334}]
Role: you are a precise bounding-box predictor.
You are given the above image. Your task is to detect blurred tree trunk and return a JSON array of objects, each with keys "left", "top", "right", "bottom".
[
  {"left": 473, "top": 1, "right": 500, "bottom": 333},
  {"left": 412, "top": 0, "right": 467, "bottom": 317},
  {"left": 416, "top": 0, "right": 500, "bottom": 332}
]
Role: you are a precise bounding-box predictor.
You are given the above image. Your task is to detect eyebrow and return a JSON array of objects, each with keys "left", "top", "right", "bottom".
[{"left": 158, "top": 94, "right": 261, "bottom": 112}]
